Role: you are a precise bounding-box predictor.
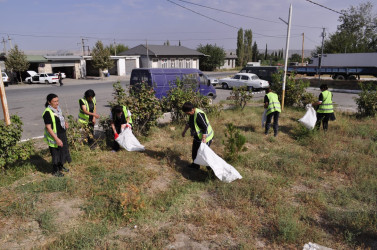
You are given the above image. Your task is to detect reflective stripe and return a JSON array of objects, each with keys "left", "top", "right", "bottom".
[
  {"left": 78, "top": 97, "right": 96, "bottom": 124},
  {"left": 194, "top": 108, "right": 214, "bottom": 142},
  {"left": 266, "top": 92, "right": 281, "bottom": 115},
  {"left": 318, "top": 90, "right": 333, "bottom": 114},
  {"left": 42, "top": 108, "right": 58, "bottom": 148}
]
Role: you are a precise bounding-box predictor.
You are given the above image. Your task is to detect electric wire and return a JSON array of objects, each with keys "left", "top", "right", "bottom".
[{"left": 304, "top": 0, "right": 343, "bottom": 15}]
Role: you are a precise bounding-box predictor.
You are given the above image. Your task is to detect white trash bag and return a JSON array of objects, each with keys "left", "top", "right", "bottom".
[
  {"left": 194, "top": 143, "right": 242, "bottom": 183},
  {"left": 115, "top": 128, "right": 145, "bottom": 151},
  {"left": 261, "top": 109, "right": 267, "bottom": 128},
  {"left": 298, "top": 104, "right": 317, "bottom": 130}
]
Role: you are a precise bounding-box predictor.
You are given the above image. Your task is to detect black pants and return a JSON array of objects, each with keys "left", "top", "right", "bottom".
[
  {"left": 265, "top": 111, "right": 280, "bottom": 136},
  {"left": 59, "top": 79, "right": 63, "bottom": 85},
  {"left": 112, "top": 125, "right": 122, "bottom": 151},
  {"left": 315, "top": 113, "right": 332, "bottom": 131},
  {"left": 192, "top": 138, "right": 212, "bottom": 166}
]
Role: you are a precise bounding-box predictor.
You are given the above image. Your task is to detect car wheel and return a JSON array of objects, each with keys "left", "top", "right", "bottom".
[
  {"left": 28, "top": 79, "right": 32, "bottom": 84},
  {"left": 247, "top": 86, "right": 252, "bottom": 91},
  {"left": 222, "top": 83, "right": 229, "bottom": 89},
  {"left": 45, "top": 80, "right": 49, "bottom": 84}
]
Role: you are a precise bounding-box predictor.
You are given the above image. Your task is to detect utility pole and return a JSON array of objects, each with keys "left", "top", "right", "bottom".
[
  {"left": 318, "top": 28, "right": 326, "bottom": 83},
  {"left": 7, "top": 35, "right": 13, "bottom": 50},
  {"left": 146, "top": 39, "right": 149, "bottom": 68},
  {"left": 113, "top": 39, "right": 117, "bottom": 56},
  {"left": 279, "top": 4, "right": 292, "bottom": 111},
  {"left": 78, "top": 38, "right": 88, "bottom": 56},
  {"left": 1, "top": 38, "right": 6, "bottom": 55},
  {"left": 301, "top": 33, "right": 305, "bottom": 65},
  {"left": 0, "top": 66, "right": 11, "bottom": 125}
]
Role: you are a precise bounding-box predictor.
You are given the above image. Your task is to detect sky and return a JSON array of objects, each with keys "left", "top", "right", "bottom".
[{"left": 0, "top": 0, "right": 375, "bottom": 54}]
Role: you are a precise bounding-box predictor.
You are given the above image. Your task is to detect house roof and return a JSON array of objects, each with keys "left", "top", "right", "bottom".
[
  {"left": 118, "top": 44, "right": 204, "bottom": 57},
  {"left": 44, "top": 56, "right": 82, "bottom": 61},
  {"left": 26, "top": 55, "right": 48, "bottom": 62},
  {"left": 225, "top": 50, "right": 237, "bottom": 59}
]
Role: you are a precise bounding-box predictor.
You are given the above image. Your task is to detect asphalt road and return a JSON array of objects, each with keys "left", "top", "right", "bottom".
[{"left": 1, "top": 74, "right": 359, "bottom": 140}]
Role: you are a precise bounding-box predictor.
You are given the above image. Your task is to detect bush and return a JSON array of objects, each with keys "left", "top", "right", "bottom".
[
  {"left": 222, "top": 123, "right": 246, "bottom": 162},
  {"left": 162, "top": 77, "right": 212, "bottom": 123},
  {"left": 271, "top": 70, "right": 315, "bottom": 107},
  {"left": 355, "top": 82, "right": 377, "bottom": 117},
  {"left": 0, "top": 115, "right": 33, "bottom": 169},
  {"left": 66, "top": 115, "right": 93, "bottom": 151},
  {"left": 229, "top": 86, "right": 253, "bottom": 110}
]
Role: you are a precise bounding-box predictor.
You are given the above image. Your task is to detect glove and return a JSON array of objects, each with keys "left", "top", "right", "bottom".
[
  {"left": 114, "top": 133, "right": 119, "bottom": 140},
  {"left": 126, "top": 123, "right": 132, "bottom": 129}
]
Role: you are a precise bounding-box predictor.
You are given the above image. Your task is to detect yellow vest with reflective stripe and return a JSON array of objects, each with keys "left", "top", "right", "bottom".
[
  {"left": 78, "top": 97, "right": 96, "bottom": 124},
  {"left": 122, "top": 106, "right": 133, "bottom": 124},
  {"left": 266, "top": 92, "right": 281, "bottom": 115},
  {"left": 194, "top": 108, "right": 214, "bottom": 142},
  {"left": 42, "top": 108, "right": 58, "bottom": 148},
  {"left": 318, "top": 90, "right": 333, "bottom": 113}
]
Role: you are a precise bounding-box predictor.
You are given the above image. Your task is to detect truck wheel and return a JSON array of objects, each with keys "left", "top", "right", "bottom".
[
  {"left": 347, "top": 75, "right": 357, "bottom": 80},
  {"left": 335, "top": 75, "right": 345, "bottom": 80},
  {"left": 222, "top": 83, "right": 229, "bottom": 89}
]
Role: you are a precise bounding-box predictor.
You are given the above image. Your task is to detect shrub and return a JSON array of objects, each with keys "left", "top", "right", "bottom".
[
  {"left": 222, "top": 123, "right": 246, "bottom": 162},
  {"left": 0, "top": 115, "right": 33, "bottom": 169},
  {"left": 355, "top": 81, "right": 377, "bottom": 117},
  {"left": 271, "top": 70, "right": 315, "bottom": 107},
  {"left": 229, "top": 86, "right": 253, "bottom": 110},
  {"left": 66, "top": 115, "right": 93, "bottom": 151},
  {"left": 162, "top": 77, "right": 212, "bottom": 123}
]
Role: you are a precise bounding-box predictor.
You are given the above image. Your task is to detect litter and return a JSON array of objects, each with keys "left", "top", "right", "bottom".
[
  {"left": 261, "top": 109, "right": 267, "bottom": 128},
  {"left": 298, "top": 104, "right": 317, "bottom": 130},
  {"left": 194, "top": 143, "right": 242, "bottom": 183},
  {"left": 303, "top": 242, "right": 332, "bottom": 250},
  {"left": 115, "top": 128, "right": 145, "bottom": 151}
]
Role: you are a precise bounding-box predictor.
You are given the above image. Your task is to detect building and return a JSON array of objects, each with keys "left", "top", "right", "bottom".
[
  {"left": 119, "top": 44, "right": 204, "bottom": 69},
  {"left": 219, "top": 50, "right": 237, "bottom": 70}
]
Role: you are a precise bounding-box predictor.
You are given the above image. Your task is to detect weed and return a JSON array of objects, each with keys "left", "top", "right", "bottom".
[{"left": 36, "top": 209, "right": 56, "bottom": 235}]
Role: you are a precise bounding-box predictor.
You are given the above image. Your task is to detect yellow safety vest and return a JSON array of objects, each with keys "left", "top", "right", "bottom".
[
  {"left": 42, "top": 108, "right": 58, "bottom": 148},
  {"left": 194, "top": 108, "right": 214, "bottom": 142},
  {"left": 266, "top": 92, "right": 281, "bottom": 115},
  {"left": 122, "top": 105, "right": 133, "bottom": 124},
  {"left": 78, "top": 97, "right": 96, "bottom": 124},
  {"left": 318, "top": 90, "right": 334, "bottom": 113}
]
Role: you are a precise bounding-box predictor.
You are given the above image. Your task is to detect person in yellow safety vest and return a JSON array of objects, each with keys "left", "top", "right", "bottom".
[
  {"left": 181, "top": 102, "right": 214, "bottom": 170},
  {"left": 42, "top": 93, "right": 71, "bottom": 177},
  {"left": 264, "top": 87, "right": 281, "bottom": 137},
  {"left": 312, "top": 84, "right": 335, "bottom": 131},
  {"left": 110, "top": 105, "right": 133, "bottom": 152},
  {"left": 78, "top": 89, "right": 100, "bottom": 144}
]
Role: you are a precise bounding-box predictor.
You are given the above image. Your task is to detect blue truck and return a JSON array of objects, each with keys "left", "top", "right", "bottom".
[{"left": 288, "top": 52, "right": 377, "bottom": 80}]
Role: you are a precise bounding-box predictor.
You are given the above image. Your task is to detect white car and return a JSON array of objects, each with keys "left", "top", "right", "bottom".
[
  {"left": 25, "top": 71, "right": 59, "bottom": 84},
  {"left": 2, "top": 72, "right": 9, "bottom": 86},
  {"left": 219, "top": 73, "right": 269, "bottom": 91},
  {"left": 54, "top": 72, "right": 66, "bottom": 78},
  {"left": 207, "top": 76, "right": 219, "bottom": 86}
]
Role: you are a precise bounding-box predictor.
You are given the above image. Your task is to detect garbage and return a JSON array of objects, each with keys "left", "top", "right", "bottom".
[
  {"left": 115, "top": 128, "right": 145, "bottom": 151},
  {"left": 303, "top": 242, "right": 332, "bottom": 250},
  {"left": 194, "top": 143, "right": 242, "bottom": 183},
  {"left": 261, "top": 109, "right": 267, "bottom": 128},
  {"left": 298, "top": 104, "right": 317, "bottom": 130}
]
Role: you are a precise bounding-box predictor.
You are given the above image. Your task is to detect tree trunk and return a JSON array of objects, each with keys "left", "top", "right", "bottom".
[{"left": 99, "top": 68, "right": 103, "bottom": 78}]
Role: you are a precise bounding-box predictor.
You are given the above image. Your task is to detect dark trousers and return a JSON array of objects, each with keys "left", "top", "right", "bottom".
[
  {"left": 112, "top": 125, "right": 122, "bottom": 151},
  {"left": 59, "top": 79, "right": 63, "bottom": 85},
  {"left": 315, "top": 113, "right": 330, "bottom": 131},
  {"left": 265, "top": 111, "right": 280, "bottom": 136},
  {"left": 192, "top": 138, "right": 212, "bottom": 167}
]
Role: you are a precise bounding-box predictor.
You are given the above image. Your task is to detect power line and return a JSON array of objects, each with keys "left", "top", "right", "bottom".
[{"left": 304, "top": 0, "right": 343, "bottom": 15}]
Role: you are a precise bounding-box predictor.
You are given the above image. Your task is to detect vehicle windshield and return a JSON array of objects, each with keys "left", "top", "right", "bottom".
[
  {"left": 251, "top": 75, "right": 259, "bottom": 80},
  {"left": 233, "top": 75, "right": 241, "bottom": 79},
  {"left": 47, "top": 74, "right": 55, "bottom": 76},
  {"left": 2, "top": 73, "right": 5, "bottom": 77}
]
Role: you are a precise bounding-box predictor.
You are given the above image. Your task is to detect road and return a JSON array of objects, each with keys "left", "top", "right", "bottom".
[{"left": 0, "top": 74, "right": 359, "bottom": 140}]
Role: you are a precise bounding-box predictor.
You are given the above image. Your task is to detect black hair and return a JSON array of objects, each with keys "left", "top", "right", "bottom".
[
  {"left": 84, "top": 89, "right": 95, "bottom": 99},
  {"left": 111, "top": 105, "right": 123, "bottom": 116},
  {"left": 45, "top": 93, "right": 58, "bottom": 107},
  {"left": 320, "top": 84, "right": 328, "bottom": 90},
  {"left": 181, "top": 102, "right": 194, "bottom": 112}
]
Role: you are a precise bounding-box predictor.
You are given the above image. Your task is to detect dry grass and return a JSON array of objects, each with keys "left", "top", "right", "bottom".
[{"left": 0, "top": 102, "right": 376, "bottom": 249}]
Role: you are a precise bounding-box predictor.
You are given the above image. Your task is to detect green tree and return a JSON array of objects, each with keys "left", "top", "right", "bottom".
[
  {"left": 264, "top": 44, "right": 268, "bottom": 60},
  {"left": 252, "top": 41, "right": 259, "bottom": 62},
  {"left": 197, "top": 44, "right": 226, "bottom": 71},
  {"left": 5, "top": 45, "right": 29, "bottom": 83},
  {"left": 107, "top": 43, "right": 128, "bottom": 56},
  {"left": 315, "top": 2, "right": 377, "bottom": 54},
  {"left": 289, "top": 53, "right": 302, "bottom": 63},
  {"left": 236, "top": 28, "right": 244, "bottom": 67},
  {"left": 91, "top": 41, "right": 114, "bottom": 77},
  {"left": 244, "top": 29, "right": 253, "bottom": 63}
]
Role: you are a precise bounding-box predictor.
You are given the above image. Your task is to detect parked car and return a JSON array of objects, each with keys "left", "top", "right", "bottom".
[
  {"left": 25, "top": 71, "right": 59, "bottom": 84},
  {"left": 207, "top": 76, "right": 219, "bottom": 86},
  {"left": 2, "top": 72, "right": 9, "bottom": 87},
  {"left": 54, "top": 72, "right": 66, "bottom": 78},
  {"left": 219, "top": 73, "right": 269, "bottom": 91},
  {"left": 130, "top": 68, "right": 216, "bottom": 100}
]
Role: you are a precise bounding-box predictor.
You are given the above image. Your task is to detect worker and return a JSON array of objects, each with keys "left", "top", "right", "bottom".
[
  {"left": 264, "top": 87, "right": 281, "bottom": 137},
  {"left": 42, "top": 93, "right": 71, "bottom": 177},
  {"left": 312, "top": 84, "right": 335, "bottom": 131},
  {"left": 181, "top": 102, "right": 214, "bottom": 169},
  {"left": 78, "top": 89, "right": 100, "bottom": 144},
  {"left": 110, "top": 105, "right": 132, "bottom": 152}
]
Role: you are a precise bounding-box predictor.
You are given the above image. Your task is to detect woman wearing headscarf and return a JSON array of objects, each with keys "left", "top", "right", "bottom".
[{"left": 42, "top": 93, "right": 71, "bottom": 176}]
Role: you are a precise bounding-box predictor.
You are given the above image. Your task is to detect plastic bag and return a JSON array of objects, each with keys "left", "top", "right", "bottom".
[
  {"left": 298, "top": 104, "right": 317, "bottom": 130},
  {"left": 194, "top": 143, "right": 242, "bottom": 183},
  {"left": 261, "top": 109, "right": 267, "bottom": 128},
  {"left": 115, "top": 128, "right": 145, "bottom": 151}
]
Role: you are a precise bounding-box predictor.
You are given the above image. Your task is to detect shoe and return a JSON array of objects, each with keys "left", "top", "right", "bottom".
[
  {"left": 53, "top": 171, "right": 64, "bottom": 177},
  {"left": 61, "top": 166, "right": 69, "bottom": 172},
  {"left": 188, "top": 163, "right": 200, "bottom": 170}
]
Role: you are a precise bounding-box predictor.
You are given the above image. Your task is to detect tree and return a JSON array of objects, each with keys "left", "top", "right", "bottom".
[
  {"left": 91, "top": 41, "right": 114, "bottom": 77},
  {"left": 244, "top": 29, "right": 253, "bottom": 63},
  {"left": 179, "top": 40, "right": 181, "bottom": 46},
  {"left": 236, "top": 28, "right": 244, "bottom": 67},
  {"left": 5, "top": 45, "right": 29, "bottom": 83},
  {"left": 197, "top": 44, "right": 226, "bottom": 71},
  {"left": 264, "top": 44, "right": 268, "bottom": 60},
  {"left": 107, "top": 43, "right": 128, "bottom": 56},
  {"left": 289, "top": 53, "right": 302, "bottom": 62},
  {"left": 315, "top": 1, "right": 377, "bottom": 54},
  {"left": 252, "top": 41, "right": 259, "bottom": 62}
]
